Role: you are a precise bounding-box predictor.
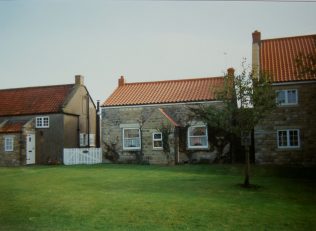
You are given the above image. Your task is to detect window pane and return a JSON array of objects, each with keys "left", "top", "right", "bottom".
[
  {"left": 153, "top": 132, "right": 163, "bottom": 149},
  {"left": 36, "top": 117, "right": 49, "bottom": 128},
  {"left": 89, "top": 134, "right": 95, "bottom": 146},
  {"left": 189, "top": 137, "right": 207, "bottom": 146},
  {"left": 190, "top": 127, "right": 206, "bottom": 136},
  {"left": 123, "top": 128, "right": 141, "bottom": 149},
  {"left": 278, "top": 131, "right": 288, "bottom": 147},
  {"left": 124, "top": 129, "right": 139, "bottom": 138},
  {"left": 5, "top": 137, "right": 14, "bottom": 151},
  {"left": 124, "top": 138, "right": 140, "bottom": 148},
  {"left": 80, "top": 133, "right": 85, "bottom": 146},
  {"left": 36, "top": 118, "right": 42, "bottom": 127},
  {"left": 188, "top": 125, "right": 208, "bottom": 148},
  {"left": 287, "top": 90, "right": 297, "bottom": 104},
  {"left": 153, "top": 133, "right": 162, "bottom": 140},
  {"left": 153, "top": 141, "right": 163, "bottom": 148},
  {"left": 276, "top": 91, "right": 286, "bottom": 104},
  {"left": 43, "top": 117, "right": 49, "bottom": 127},
  {"left": 289, "top": 130, "right": 298, "bottom": 146}
]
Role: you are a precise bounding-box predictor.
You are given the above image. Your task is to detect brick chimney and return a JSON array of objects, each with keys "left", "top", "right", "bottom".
[
  {"left": 118, "top": 76, "right": 125, "bottom": 87},
  {"left": 227, "top": 67, "right": 235, "bottom": 77},
  {"left": 226, "top": 67, "right": 235, "bottom": 100},
  {"left": 75, "top": 75, "right": 84, "bottom": 85},
  {"left": 227, "top": 67, "right": 235, "bottom": 86},
  {"left": 252, "top": 30, "right": 261, "bottom": 80},
  {"left": 252, "top": 30, "right": 261, "bottom": 44}
]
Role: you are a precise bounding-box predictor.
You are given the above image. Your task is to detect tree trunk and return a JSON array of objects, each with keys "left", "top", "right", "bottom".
[{"left": 244, "top": 145, "right": 250, "bottom": 187}]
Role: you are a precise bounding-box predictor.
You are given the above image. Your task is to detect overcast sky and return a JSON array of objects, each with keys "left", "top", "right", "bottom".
[{"left": 1, "top": 0, "right": 315, "bottom": 103}]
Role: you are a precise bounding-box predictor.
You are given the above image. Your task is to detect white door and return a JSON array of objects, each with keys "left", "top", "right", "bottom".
[{"left": 26, "top": 134, "right": 36, "bottom": 165}]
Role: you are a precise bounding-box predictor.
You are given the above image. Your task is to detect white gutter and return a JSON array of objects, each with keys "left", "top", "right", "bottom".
[{"left": 272, "top": 80, "right": 316, "bottom": 86}]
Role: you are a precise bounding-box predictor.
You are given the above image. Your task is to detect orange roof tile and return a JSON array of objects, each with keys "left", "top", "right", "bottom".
[
  {"left": 260, "top": 34, "right": 316, "bottom": 83},
  {"left": 103, "top": 76, "right": 225, "bottom": 107},
  {"left": 0, "top": 84, "right": 75, "bottom": 116},
  {"left": 0, "top": 120, "right": 27, "bottom": 133}
]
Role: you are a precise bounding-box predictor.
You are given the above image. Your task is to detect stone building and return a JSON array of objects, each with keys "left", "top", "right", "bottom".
[
  {"left": 0, "top": 76, "right": 97, "bottom": 166},
  {"left": 252, "top": 31, "right": 316, "bottom": 165},
  {"left": 101, "top": 70, "right": 234, "bottom": 165}
]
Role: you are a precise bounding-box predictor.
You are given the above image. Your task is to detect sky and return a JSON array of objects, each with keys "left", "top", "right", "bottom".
[{"left": 1, "top": 0, "right": 315, "bottom": 104}]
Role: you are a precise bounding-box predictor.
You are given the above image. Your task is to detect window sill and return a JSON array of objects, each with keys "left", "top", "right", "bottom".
[
  {"left": 277, "top": 147, "right": 301, "bottom": 151},
  {"left": 153, "top": 148, "right": 163, "bottom": 151},
  {"left": 187, "top": 147, "right": 209, "bottom": 150},
  {"left": 123, "top": 148, "right": 141, "bottom": 151},
  {"left": 277, "top": 104, "right": 298, "bottom": 108}
]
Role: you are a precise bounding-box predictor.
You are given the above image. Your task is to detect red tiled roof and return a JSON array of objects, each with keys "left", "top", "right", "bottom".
[
  {"left": 0, "top": 120, "right": 27, "bottom": 133},
  {"left": 103, "top": 77, "right": 225, "bottom": 107},
  {"left": 260, "top": 34, "right": 316, "bottom": 83},
  {"left": 0, "top": 84, "right": 75, "bottom": 116}
]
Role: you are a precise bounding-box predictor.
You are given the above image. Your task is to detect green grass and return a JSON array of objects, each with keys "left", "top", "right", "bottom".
[{"left": 0, "top": 164, "right": 315, "bottom": 231}]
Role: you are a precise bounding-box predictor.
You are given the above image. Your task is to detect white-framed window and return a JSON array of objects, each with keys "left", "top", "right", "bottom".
[
  {"left": 276, "top": 89, "right": 298, "bottom": 106},
  {"left": 277, "top": 129, "right": 300, "bottom": 148},
  {"left": 80, "top": 133, "right": 96, "bottom": 147},
  {"left": 123, "top": 128, "right": 141, "bottom": 150},
  {"left": 89, "top": 134, "right": 96, "bottom": 147},
  {"left": 153, "top": 132, "right": 163, "bottom": 150},
  {"left": 80, "top": 133, "right": 88, "bottom": 147},
  {"left": 36, "top": 116, "right": 49, "bottom": 128},
  {"left": 188, "top": 125, "right": 208, "bottom": 149},
  {"left": 4, "top": 136, "right": 14, "bottom": 152}
]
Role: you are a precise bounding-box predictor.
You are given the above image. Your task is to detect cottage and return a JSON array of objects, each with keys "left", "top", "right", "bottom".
[
  {"left": 0, "top": 76, "right": 97, "bottom": 166},
  {"left": 252, "top": 31, "right": 316, "bottom": 165},
  {"left": 101, "top": 70, "right": 234, "bottom": 165}
]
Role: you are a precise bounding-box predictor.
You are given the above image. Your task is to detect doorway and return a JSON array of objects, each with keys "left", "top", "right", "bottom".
[{"left": 26, "top": 134, "right": 36, "bottom": 165}]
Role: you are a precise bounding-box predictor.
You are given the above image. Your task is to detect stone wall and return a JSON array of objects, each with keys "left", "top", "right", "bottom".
[
  {"left": 255, "top": 82, "right": 316, "bottom": 165},
  {"left": 102, "top": 102, "right": 220, "bottom": 164},
  {"left": 0, "top": 133, "right": 22, "bottom": 166}
]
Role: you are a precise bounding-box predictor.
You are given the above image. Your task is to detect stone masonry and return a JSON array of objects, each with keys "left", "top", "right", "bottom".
[
  {"left": 255, "top": 82, "right": 316, "bottom": 165},
  {"left": 102, "top": 102, "right": 220, "bottom": 165}
]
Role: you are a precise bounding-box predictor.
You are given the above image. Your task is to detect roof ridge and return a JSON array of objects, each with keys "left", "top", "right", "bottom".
[
  {"left": 262, "top": 34, "right": 316, "bottom": 42},
  {"left": 0, "top": 83, "right": 74, "bottom": 92},
  {"left": 124, "top": 76, "right": 224, "bottom": 86}
]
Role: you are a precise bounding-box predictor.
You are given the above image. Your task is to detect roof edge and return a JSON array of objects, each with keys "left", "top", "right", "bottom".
[
  {"left": 0, "top": 83, "right": 75, "bottom": 92},
  {"left": 102, "top": 100, "right": 223, "bottom": 109},
  {"left": 122, "top": 76, "right": 224, "bottom": 86},
  {"left": 158, "top": 108, "right": 179, "bottom": 127},
  {"left": 261, "top": 33, "right": 316, "bottom": 43}
]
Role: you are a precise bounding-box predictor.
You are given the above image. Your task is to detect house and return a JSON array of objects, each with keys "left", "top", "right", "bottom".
[
  {"left": 0, "top": 76, "right": 97, "bottom": 166},
  {"left": 252, "top": 31, "right": 316, "bottom": 165},
  {"left": 101, "top": 69, "right": 234, "bottom": 165}
]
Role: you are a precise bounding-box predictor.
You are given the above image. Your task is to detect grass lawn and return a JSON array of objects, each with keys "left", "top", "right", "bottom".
[{"left": 0, "top": 164, "right": 315, "bottom": 231}]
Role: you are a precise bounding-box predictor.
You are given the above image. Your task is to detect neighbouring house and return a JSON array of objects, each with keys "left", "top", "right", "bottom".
[
  {"left": 101, "top": 69, "right": 234, "bottom": 165},
  {"left": 0, "top": 75, "right": 97, "bottom": 166},
  {"left": 252, "top": 31, "right": 316, "bottom": 165}
]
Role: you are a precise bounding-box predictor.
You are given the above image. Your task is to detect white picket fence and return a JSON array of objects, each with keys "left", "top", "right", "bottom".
[{"left": 63, "top": 148, "right": 102, "bottom": 165}]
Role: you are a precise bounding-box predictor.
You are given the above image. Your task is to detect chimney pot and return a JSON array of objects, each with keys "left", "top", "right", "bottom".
[
  {"left": 118, "top": 75, "right": 125, "bottom": 87},
  {"left": 75, "top": 75, "right": 84, "bottom": 85},
  {"left": 227, "top": 67, "right": 235, "bottom": 77},
  {"left": 252, "top": 30, "right": 261, "bottom": 44}
]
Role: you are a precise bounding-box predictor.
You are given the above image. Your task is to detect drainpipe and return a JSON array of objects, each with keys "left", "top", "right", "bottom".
[
  {"left": 96, "top": 100, "right": 100, "bottom": 148},
  {"left": 174, "top": 126, "right": 179, "bottom": 165},
  {"left": 87, "top": 94, "right": 90, "bottom": 148},
  {"left": 77, "top": 116, "right": 80, "bottom": 147}
]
